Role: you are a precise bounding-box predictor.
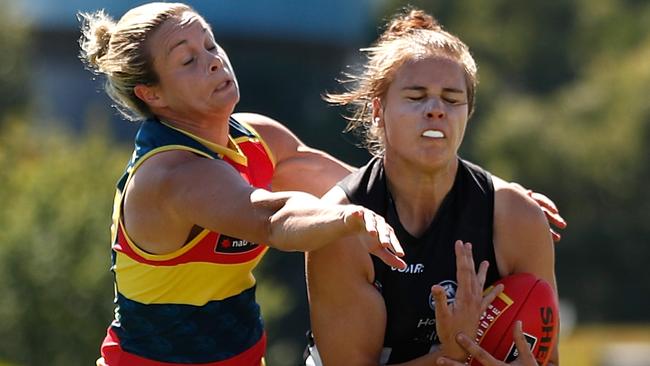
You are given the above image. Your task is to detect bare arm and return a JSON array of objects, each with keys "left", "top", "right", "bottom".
[
  {"left": 494, "top": 179, "right": 559, "bottom": 365},
  {"left": 234, "top": 112, "right": 355, "bottom": 196},
  {"left": 123, "top": 151, "right": 402, "bottom": 260}
]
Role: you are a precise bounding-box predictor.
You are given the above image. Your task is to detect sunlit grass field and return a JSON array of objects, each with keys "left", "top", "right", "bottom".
[{"left": 560, "top": 325, "right": 650, "bottom": 366}]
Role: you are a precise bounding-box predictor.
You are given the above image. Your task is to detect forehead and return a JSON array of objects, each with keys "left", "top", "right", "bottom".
[
  {"left": 392, "top": 55, "right": 466, "bottom": 89},
  {"left": 150, "top": 12, "right": 209, "bottom": 47}
]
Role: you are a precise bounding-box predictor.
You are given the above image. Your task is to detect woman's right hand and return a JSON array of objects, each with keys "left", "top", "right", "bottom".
[
  {"left": 432, "top": 240, "right": 503, "bottom": 362},
  {"left": 342, "top": 205, "right": 407, "bottom": 270},
  {"left": 436, "top": 321, "right": 539, "bottom": 366}
]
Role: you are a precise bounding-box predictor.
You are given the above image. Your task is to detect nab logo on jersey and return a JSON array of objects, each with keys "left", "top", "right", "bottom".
[
  {"left": 428, "top": 280, "right": 457, "bottom": 311},
  {"left": 215, "top": 234, "right": 259, "bottom": 253}
]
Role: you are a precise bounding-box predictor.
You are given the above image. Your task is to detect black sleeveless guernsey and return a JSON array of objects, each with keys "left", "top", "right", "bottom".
[{"left": 338, "top": 157, "right": 501, "bottom": 364}]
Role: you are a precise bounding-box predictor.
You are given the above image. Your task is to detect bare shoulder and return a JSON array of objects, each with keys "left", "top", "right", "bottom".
[
  {"left": 232, "top": 112, "right": 304, "bottom": 165},
  {"left": 493, "top": 177, "right": 548, "bottom": 228},
  {"left": 232, "top": 112, "right": 296, "bottom": 142},
  {"left": 131, "top": 150, "right": 237, "bottom": 199},
  {"left": 492, "top": 176, "right": 554, "bottom": 276},
  {"left": 128, "top": 150, "right": 198, "bottom": 202},
  {"left": 123, "top": 150, "right": 223, "bottom": 254}
]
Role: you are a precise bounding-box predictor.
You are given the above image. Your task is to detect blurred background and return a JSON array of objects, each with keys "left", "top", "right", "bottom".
[{"left": 0, "top": 0, "right": 648, "bottom": 365}]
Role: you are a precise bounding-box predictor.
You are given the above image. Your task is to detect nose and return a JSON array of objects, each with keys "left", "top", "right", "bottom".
[
  {"left": 207, "top": 53, "right": 224, "bottom": 73},
  {"left": 425, "top": 98, "right": 445, "bottom": 120}
]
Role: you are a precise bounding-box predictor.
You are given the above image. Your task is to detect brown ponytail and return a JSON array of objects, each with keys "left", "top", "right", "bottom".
[{"left": 381, "top": 8, "right": 442, "bottom": 40}]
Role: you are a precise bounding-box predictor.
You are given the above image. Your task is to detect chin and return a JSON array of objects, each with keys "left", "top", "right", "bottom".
[{"left": 215, "top": 89, "right": 239, "bottom": 111}]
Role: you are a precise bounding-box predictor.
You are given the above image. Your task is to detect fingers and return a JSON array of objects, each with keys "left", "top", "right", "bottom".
[
  {"left": 541, "top": 207, "right": 567, "bottom": 229},
  {"left": 355, "top": 208, "right": 404, "bottom": 257},
  {"left": 435, "top": 357, "right": 466, "bottom": 365},
  {"left": 431, "top": 284, "right": 451, "bottom": 320},
  {"left": 388, "top": 227, "right": 403, "bottom": 256},
  {"left": 551, "top": 229, "right": 561, "bottom": 243},
  {"left": 360, "top": 208, "right": 378, "bottom": 234},
  {"left": 477, "top": 260, "right": 490, "bottom": 290},
  {"left": 529, "top": 192, "right": 557, "bottom": 213},
  {"left": 454, "top": 240, "right": 475, "bottom": 291},
  {"left": 373, "top": 248, "right": 407, "bottom": 269},
  {"left": 527, "top": 191, "right": 566, "bottom": 243},
  {"left": 512, "top": 321, "right": 537, "bottom": 363},
  {"left": 529, "top": 191, "right": 567, "bottom": 230},
  {"left": 480, "top": 283, "right": 503, "bottom": 313},
  {"left": 353, "top": 207, "right": 406, "bottom": 268},
  {"left": 449, "top": 333, "right": 501, "bottom": 366},
  {"left": 369, "top": 210, "right": 404, "bottom": 256}
]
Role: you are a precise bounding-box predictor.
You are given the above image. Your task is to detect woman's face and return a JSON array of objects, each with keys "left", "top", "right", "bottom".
[
  {"left": 143, "top": 12, "right": 239, "bottom": 122},
  {"left": 375, "top": 55, "right": 469, "bottom": 171}
]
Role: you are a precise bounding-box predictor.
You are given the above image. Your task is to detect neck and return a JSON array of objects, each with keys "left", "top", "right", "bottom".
[
  {"left": 155, "top": 110, "right": 231, "bottom": 147},
  {"left": 384, "top": 156, "right": 458, "bottom": 237}
]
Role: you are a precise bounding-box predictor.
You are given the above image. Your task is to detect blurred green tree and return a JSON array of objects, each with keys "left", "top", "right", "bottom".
[
  {"left": 473, "top": 33, "right": 650, "bottom": 322},
  {"left": 0, "top": 120, "right": 129, "bottom": 365},
  {"left": 0, "top": 0, "right": 30, "bottom": 119}
]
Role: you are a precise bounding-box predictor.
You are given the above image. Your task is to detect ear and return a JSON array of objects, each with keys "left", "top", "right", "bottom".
[
  {"left": 371, "top": 97, "right": 385, "bottom": 127},
  {"left": 134, "top": 84, "right": 167, "bottom": 109}
]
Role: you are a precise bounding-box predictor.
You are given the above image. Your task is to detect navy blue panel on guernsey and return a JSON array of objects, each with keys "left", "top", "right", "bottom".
[
  {"left": 112, "top": 286, "right": 264, "bottom": 363},
  {"left": 119, "top": 117, "right": 255, "bottom": 192}
]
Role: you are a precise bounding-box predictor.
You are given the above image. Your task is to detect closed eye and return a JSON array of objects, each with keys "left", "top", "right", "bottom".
[
  {"left": 443, "top": 97, "right": 461, "bottom": 104},
  {"left": 183, "top": 57, "right": 195, "bottom": 66},
  {"left": 406, "top": 95, "right": 425, "bottom": 101}
]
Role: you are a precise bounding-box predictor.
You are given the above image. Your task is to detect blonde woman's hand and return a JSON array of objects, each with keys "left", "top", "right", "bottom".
[
  {"left": 510, "top": 183, "right": 566, "bottom": 242},
  {"left": 343, "top": 205, "right": 407, "bottom": 270}
]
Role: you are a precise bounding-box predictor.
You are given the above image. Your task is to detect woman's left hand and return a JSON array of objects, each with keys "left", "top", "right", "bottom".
[
  {"left": 436, "top": 321, "right": 538, "bottom": 366},
  {"left": 510, "top": 183, "right": 567, "bottom": 242}
]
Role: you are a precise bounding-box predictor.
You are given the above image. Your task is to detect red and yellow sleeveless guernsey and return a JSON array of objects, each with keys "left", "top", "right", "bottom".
[{"left": 99, "top": 117, "right": 274, "bottom": 366}]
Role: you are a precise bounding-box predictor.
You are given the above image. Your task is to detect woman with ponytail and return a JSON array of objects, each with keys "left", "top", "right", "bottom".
[{"left": 306, "top": 8, "right": 560, "bottom": 366}]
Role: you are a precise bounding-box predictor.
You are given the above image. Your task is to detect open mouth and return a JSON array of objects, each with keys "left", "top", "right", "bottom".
[
  {"left": 214, "top": 80, "right": 232, "bottom": 93},
  {"left": 421, "top": 129, "right": 445, "bottom": 139}
]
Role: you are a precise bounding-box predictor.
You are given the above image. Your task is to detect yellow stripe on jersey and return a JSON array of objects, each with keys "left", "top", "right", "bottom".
[
  {"left": 160, "top": 120, "right": 248, "bottom": 165},
  {"left": 114, "top": 246, "right": 269, "bottom": 305},
  {"left": 234, "top": 120, "right": 277, "bottom": 167}
]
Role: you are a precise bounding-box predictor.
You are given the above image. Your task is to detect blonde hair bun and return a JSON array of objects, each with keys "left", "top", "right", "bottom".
[{"left": 78, "top": 10, "right": 115, "bottom": 73}]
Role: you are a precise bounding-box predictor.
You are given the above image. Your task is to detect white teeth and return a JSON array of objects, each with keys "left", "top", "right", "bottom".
[{"left": 422, "top": 130, "right": 445, "bottom": 138}]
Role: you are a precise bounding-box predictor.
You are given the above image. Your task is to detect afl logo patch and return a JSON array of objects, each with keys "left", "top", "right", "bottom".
[
  {"left": 215, "top": 234, "right": 258, "bottom": 253},
  {"left": 428, "top": 280, "right": 457, "bottom": 311}
]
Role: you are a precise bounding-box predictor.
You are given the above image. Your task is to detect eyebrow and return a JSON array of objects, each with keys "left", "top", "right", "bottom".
[
  {"left": 402, "top": 86, "right": 465, "bottom": 94},
  {"left": 167, "top": 27, "right": 208, "bottom": 56}
]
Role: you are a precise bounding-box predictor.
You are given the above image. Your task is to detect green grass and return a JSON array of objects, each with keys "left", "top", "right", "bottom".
[{"left": 560, "top": 325, "right": 650, "bottom": 366}]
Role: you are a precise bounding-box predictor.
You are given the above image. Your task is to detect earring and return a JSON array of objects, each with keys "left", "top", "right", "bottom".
[{"left": 373, "top": 117, "right": 380, "bottom": 126}]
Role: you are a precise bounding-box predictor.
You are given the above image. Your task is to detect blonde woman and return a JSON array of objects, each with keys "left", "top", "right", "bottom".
[{"left": 79, "top": 3, "right": 407, "bottom": 365}]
